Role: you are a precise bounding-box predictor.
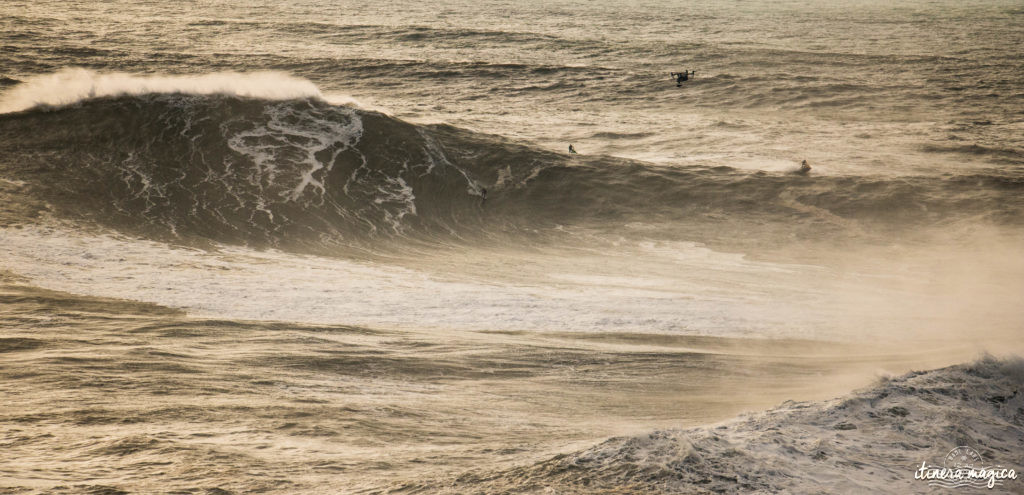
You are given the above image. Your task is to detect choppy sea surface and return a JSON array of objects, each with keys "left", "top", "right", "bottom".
[{"left": 1, "top": 0, "right": 1023, "bottom": 492}]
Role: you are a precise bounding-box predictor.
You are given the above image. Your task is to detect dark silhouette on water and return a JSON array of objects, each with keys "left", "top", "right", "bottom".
[
  {"left": 568, "top": 144, "right": 577, "bottom": 154},
  {"left": 671, "top": 70, "right": 695, "bottom": 87},
  {"left": 797, "top": 160, "right": 812, "bottom": 175}
]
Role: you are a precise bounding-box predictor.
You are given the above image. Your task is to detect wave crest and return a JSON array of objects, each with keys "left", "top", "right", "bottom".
[{"left": 0, "top": 68, "right": 322, "bottom": 114}]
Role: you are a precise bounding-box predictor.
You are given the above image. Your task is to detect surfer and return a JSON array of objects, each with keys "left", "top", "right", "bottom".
[
  {"left": 568, "top": 144, "right": 577, "bottom": 154},
  {"left": 798, "top": 160, "right": 811, "bottom": 174},
  {"left": 670, "top": 70, "right": 694, "bottom": 87},
  {"left": 480, "top": 187, "right": 488, "bottom": 206}
]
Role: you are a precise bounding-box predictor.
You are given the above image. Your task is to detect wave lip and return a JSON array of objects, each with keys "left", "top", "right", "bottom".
[{"left": 0, "top": 68, "right": 322, "bottom": 114}]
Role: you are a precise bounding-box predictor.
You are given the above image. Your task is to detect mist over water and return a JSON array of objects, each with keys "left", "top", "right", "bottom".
[{"left": 1, "top": 0, "right": 1022, "bottom": 493}]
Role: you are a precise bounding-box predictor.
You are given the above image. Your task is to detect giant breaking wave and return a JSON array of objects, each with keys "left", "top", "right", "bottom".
[{"left": 1, "top": 73, "right": 1022, "bottom": 255}]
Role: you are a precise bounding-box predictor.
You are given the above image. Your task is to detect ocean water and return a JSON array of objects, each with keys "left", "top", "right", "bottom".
[{"left": 1, "top": 0, "right": 1023, "bottom": 493}]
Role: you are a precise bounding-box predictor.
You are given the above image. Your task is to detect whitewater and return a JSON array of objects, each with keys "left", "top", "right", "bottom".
[{"left": 2, "top": 0, "right": 1023, "bottom": 493}]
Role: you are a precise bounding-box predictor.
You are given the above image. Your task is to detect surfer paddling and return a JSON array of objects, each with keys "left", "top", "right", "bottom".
[
  {"left": 670, "top": 70, "right": 695, "bottom": 87},
  {"left": 797, "top": 160, "right": 811, "bottom": 174}
]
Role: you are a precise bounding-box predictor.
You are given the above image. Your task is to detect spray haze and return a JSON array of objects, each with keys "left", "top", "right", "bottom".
[{"left": 0, "top": 0, "right": 1021, "bottom": 492}]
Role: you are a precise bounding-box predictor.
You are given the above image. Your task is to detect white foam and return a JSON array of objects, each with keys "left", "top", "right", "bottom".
[
  {"left": 0, "top": 225, "right": 838, "bottom": 338},
  {"left": 224, "top": 101, "right": 364, "bottom": 203},
  {"left": 4, "top": 224, "right": 1016, "bottom": 343},
  {"left": 374, "top": 177, "right": 418, "bottom": 232},
  {"left": 0, "top": 68, "right": 324, "bottom": 114}
]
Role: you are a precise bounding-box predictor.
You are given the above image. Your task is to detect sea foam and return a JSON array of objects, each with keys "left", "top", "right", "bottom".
[{"left": 0, "top": 68, "right": 323, "bottom": 114}]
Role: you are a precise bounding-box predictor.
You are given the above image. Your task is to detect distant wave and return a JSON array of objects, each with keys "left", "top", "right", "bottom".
[
  {"left": 589, "top": 131, "right": 656, "bottom": 139},
  {"left": 260, "top": 21, "right": 564, "bottom": 45},
  {"left": 391, "top": 25, "right": 559, "bottom": 44},
  {"left": 921, "top": 143, "right": 1024, "bottom": 163},
  {"left": 335, "top": 58, "right": 612, "bottom": 82}
]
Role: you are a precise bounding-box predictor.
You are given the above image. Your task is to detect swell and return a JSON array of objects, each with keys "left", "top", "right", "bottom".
[
  {"left": 1, "top": 93, "right": 1022, "bottom": 256},
  {"left": 921, "top": 143, "right": 1024, "bottom": 163},
  {"left": 182, "top": 20, "right": 565, "bottom": 45}
]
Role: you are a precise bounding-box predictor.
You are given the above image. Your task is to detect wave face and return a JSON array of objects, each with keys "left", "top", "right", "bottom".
[
  {"left": 0, "top": 94, "right": 509, "bottom": 251},
  {"left": 1, "top": 92, "right": 1023, "bottom": 254}
]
